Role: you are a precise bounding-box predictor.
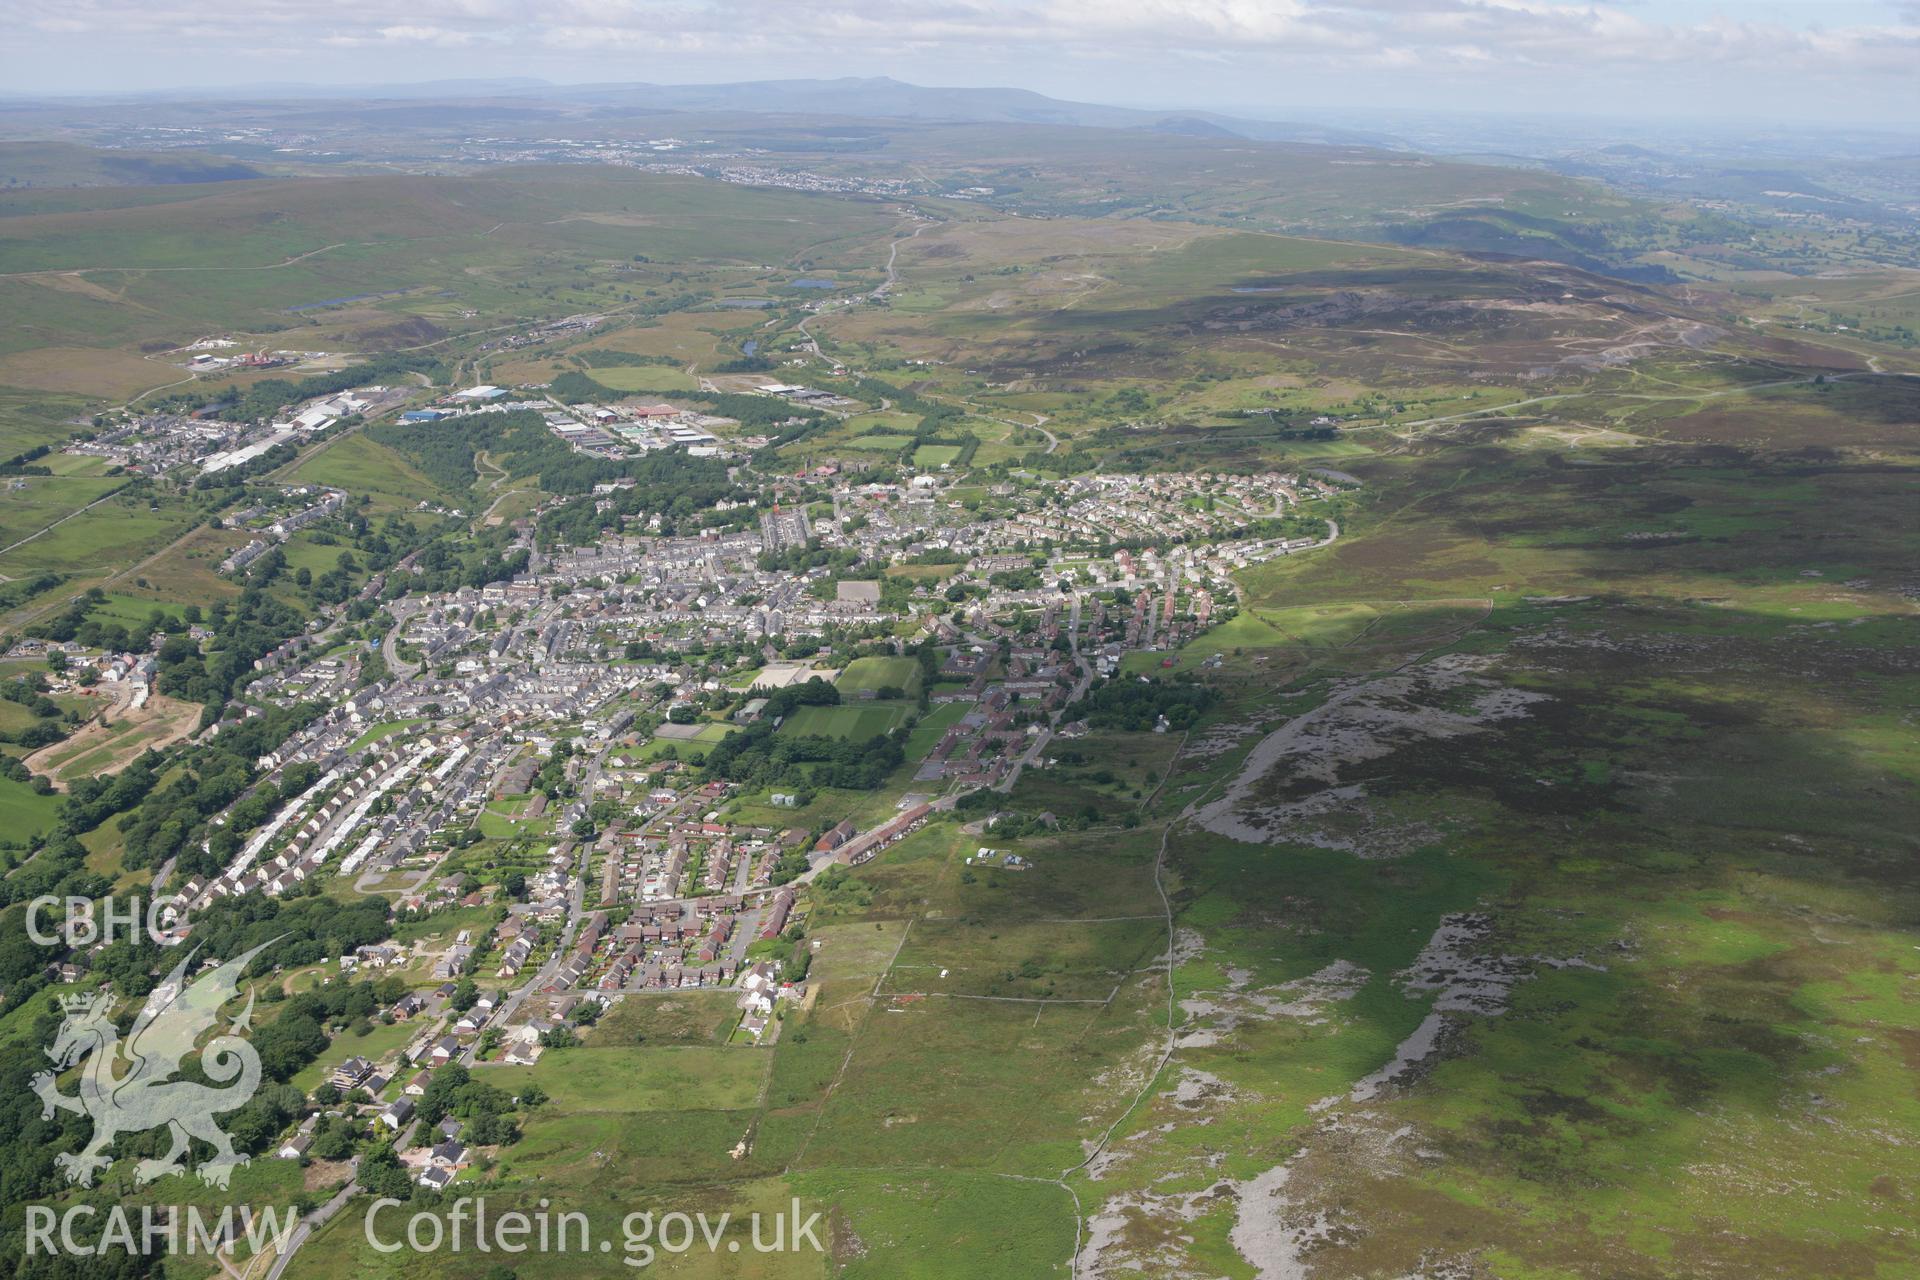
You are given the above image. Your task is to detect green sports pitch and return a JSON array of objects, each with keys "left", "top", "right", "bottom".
[{"left": 778, "top": 703, "right": 909, "bottom": 740}]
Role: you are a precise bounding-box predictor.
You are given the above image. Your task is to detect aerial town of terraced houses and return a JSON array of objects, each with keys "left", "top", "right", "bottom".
[{"left": 4, "top": 362, "right": 1342, "bottom": 1185}]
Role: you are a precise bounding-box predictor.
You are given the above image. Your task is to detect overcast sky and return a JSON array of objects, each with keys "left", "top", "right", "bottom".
[{"left": 4, "top": 0, "right": 1917, "bottom": 127}]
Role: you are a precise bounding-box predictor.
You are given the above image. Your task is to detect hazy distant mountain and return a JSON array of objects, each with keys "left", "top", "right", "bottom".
[
  {"left": 540, "top": 77, "right": 1403, "bottom": 147},
  {"left": 6, "top": 75, "right": 1401, "bottom": 149}
]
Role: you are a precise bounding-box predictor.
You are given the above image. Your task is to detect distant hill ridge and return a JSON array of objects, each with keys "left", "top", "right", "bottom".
[{"left": 27, "top": 75, "right": 1406, "bottom": 150}]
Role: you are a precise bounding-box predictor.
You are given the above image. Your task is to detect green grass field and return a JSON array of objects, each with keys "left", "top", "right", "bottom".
[
  {"left": 833, "top": 656, "right": 922, "bottom": 698},
  {"left": 779, "top": 703, "right": 907, "bottom": 740},
  {"left": 905, "top": 701, "right": 969, "bottom": 761},
  {"left": 0, "top": 775, "right": 62, "bottom": 840},
  {"left": 592, "top": 992, "right": 741, "bottom": 1046},
  {"left": 0, "top": 475, "right": 123, "bottom": 548},
  {"left": 79, "top": 591, "right": 188, "bottom": 630},
  {"left": 0, "top": 700, "right": 50, "bottom": 736},
  {"left": 485, "top": 1044, "right": 770, "bottom": 1112},
  {"left": 293, "top": 434, "right": 449, "bottom": 509},
  {"left": 645, "top": 722, "right": 736, "bottom": 752},
  {"left": 583, "top": 365, "right": 698, "bottom": 392},
  {"left": 912, "top": 443, "right": 963, "bottom": 468}
]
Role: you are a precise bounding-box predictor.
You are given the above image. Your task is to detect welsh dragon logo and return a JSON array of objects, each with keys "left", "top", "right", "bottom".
[{"left": 33, "top": 940, "right": 276, "bottom": 1189}]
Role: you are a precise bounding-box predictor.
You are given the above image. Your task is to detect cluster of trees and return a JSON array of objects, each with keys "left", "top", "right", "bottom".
[
  {"left": 369, "top": 410, "right": 531, "bottom": 495},
  {"left": 782, "top": 930, "right": 811, "bottom": 983},
  {"left": 1237, "top": 512, "right": 1332, "bottom": 543},
  {"left": 532, "top": 740, "right": 572, "bottom": 798},
  {"left": 1063, "top": 675, "right": 1218, "bottom": 733},
  {"left": 222, "top": 1081, "right": 309, "bottom": 1159},
  {"left": 765, "top": 846, "right": 812, "bottom": 887},
  {"left": 247, "top": 973, "right": 409, "bottom": 1083},
  {"left": 0, "top": 755, "right": 48, "bottom": 794},
  {"left": 416, "top": 1063, "right": 528, "bottom": 1147},
  {"left": 544, "top": 371, "right": 608, "bottom": 405},
  {"left": 305, "top": 1111, "right": 371, "bottom": 1161},
  {"left": 396, "top": 534, "right": 526, "bottom": 597},
  {"left": 255, "top": 546, "right": 364, "bottom": 605},
  {"left": 760, "top": 677, "right": 841, "bottom": 720},
  {"left": 989, "top": 566, "right": 1046, "bottom": 591},
  {"left": 754, "top": 417, "right": 831, "bottom": 460},
  {"left": 759, "top": 542, "right": 858, "bottom": 575},
  {"left": 0, "top": 755, "right": 174, "bottom": 911},
  {"left": 0, "top": 960, "right": 410, "bottom": 1260},
  {"left": 704, "top": 721, "right": 904, "bottom": 792},
  {"left": 153, "top": 589, "right": 309, "bottom": 708},
  {"left": 85, "top": 891, "right": 392, "bottom": 1009},
  {"left": 0, "top": 443, "right": 55, "bottom": 476},
  {"left": 538, "top": 448, "right": 744, "bottom": 547},
  {"left": 359, "top": 1143, "right": 422, "bottom": 1202},
  {"left": 191, "top": 891, "right": 392, "bottom": 970}
]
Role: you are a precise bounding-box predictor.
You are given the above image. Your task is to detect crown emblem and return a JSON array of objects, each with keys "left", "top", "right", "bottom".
[{"left": 59, "top": 991, "right": 101, "bottom": 1016}]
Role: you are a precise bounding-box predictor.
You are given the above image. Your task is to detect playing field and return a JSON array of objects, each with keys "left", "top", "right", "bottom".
[
  {"left": 651, "top": 721, "right": 736, "bottom": 744},
  {"left": 779, "top": 702, "right": 908, "bottom": 740},
  {"left": 834, "top": 655, "right": 922, "bottom": 697}
]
